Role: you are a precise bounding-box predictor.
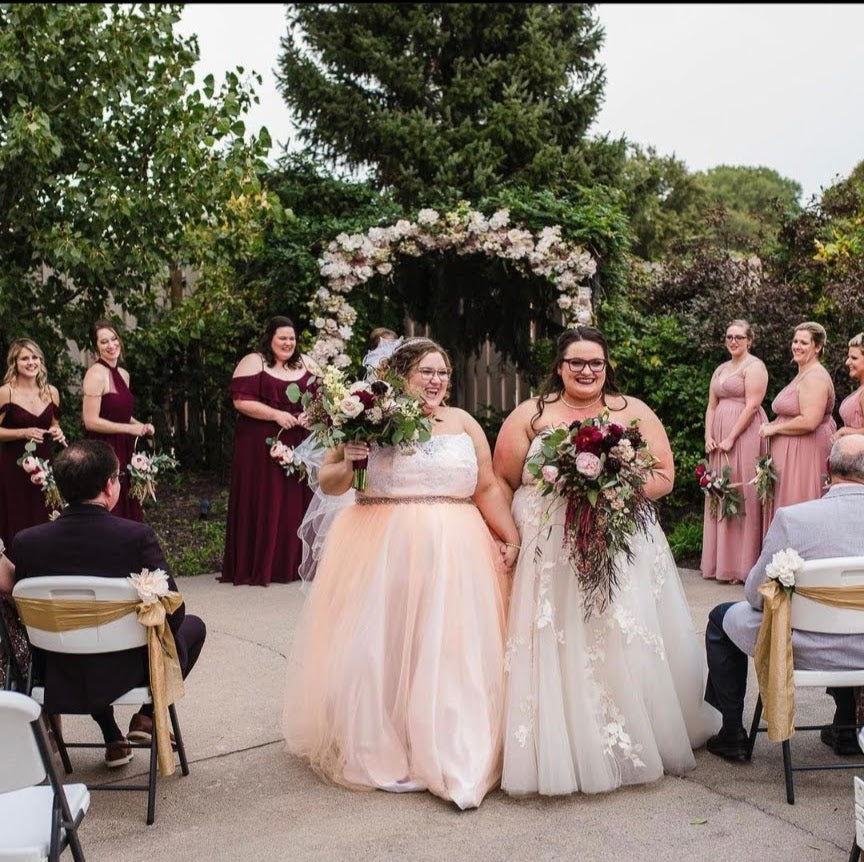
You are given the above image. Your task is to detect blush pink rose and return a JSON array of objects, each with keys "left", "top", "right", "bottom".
[
  {"left": 130, "top": 453, "right": 150, "bottom": 471},
  {"left": 574, "top": 452, "right": 602, "bottom": 479},
  {"left": 21, "top": 456, "right": 38, "bottom": 473},
  {"left": 541, "top": 465, "right": 559, "bottom": 483},
  {"left": 30, "top": 470, "right": 46, "bottom": 486}
]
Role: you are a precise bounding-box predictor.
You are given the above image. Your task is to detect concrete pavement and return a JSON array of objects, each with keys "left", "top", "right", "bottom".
[{"left": 58, "top": 571, "right": 861, "bottom": 862}]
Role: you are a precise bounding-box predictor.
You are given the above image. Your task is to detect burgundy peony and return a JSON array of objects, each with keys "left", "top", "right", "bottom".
[
  {"left": 575, "top": 425, "right": 604, "bottom": 455},
  {"left": 694, "top": 464, "right": 707, "bottom": 478}
]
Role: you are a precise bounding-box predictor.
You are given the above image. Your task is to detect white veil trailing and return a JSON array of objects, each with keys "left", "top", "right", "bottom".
[{"left": 295, "top": 334, "right": 405, "bottom": 586}]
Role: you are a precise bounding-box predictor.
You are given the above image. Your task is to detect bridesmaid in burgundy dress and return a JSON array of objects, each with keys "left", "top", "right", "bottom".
[
  {"left": 220, "top": 316, "right": 319, "bottom": 586},
  {"left": 0, "top": 339, "right": 67, "bottom": 556},
  {"left": 833, "top": 332, "right": 864, "bottom": 440},
  {"left": 700, "top": 320, "right": 768, "bottom": 584},
  {"left": 82, "top": 320, "right": 154, "bottom": 522},
  {"left": 760, "top": 321, "right": 836, "bottom": 533}
]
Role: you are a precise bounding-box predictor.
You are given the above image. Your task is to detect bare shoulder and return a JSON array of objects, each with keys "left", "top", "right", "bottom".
[
  {"left": 118, "top": 367, "right": 131, "bottom": 386},
  {"left": 49, "top": 385, "right": 61, "bottom": 405},
  {"left": 233, "top": 352, "right": 265, "bottom": 378},
  {"left": 0, "top": 383, "right": 10, "bottom": 406},
  {"left": 82, "top": 362, "right": 109, "bottom": 394}
]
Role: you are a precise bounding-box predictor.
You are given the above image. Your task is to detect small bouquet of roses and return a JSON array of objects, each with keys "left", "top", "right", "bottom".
[
  {"left": 289, "top": 365, "right": 433, "bottom": 491},
  {"left": 17, "top": 440, "right": 64, "bottom": 516},
  {"left": 750, "top": 452, "right": 779, "bottom": 510},
  {"left": 127, "top": 446, "right": 180, "bottom": 504},
  {"left": 695, "top": 460, "right": 744, "bottom": 520},
  {"left": 265, "top": 431, "right": 308, "bottom": 480},
  {"left": 526, "top": 412, "right": 657, "bottom": 618}
]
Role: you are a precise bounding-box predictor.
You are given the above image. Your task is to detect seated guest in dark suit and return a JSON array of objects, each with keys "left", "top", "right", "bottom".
[
  {"left": 11, "top": 439, "right": 206, "bottom": 767},
  {"left": 703, "top": 434, "right": 864, "bottom": 760}
]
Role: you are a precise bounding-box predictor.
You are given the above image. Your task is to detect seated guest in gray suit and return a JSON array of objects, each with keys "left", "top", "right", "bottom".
[
  {"left": 704, "top": 434, "right": 864, "bottom": 760},
  {"left": 12, "top": 440, "right": 206, "bottom": 768}
]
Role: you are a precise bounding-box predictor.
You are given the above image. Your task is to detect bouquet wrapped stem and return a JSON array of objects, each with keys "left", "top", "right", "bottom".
[{"left": 352, "top": 456, "right": 369, "bottom": 491}]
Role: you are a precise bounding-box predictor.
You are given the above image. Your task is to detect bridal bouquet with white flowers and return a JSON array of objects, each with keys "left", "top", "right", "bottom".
[
  {"left": 765, "top": 548, "right": 804, "bottom": 596},
  {"left": 526, "top": 412, "right": 657, "bottom": 618},
  {"left": 289, "top": 366, "right": 434, "bottom": 490}
]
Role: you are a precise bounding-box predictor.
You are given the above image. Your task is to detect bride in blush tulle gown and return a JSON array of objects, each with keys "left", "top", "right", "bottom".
[
  {"left": 493, "top": 327, "right": 721, "bottom": 797},
  {"left": 283, "top": 338, "right": 520, "bottom": 809}
]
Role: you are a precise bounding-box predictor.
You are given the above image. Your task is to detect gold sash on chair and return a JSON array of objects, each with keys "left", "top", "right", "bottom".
[
  {"left": 15, "top": 593, "right": 185, "bottom": 776},
  {"left": 754, "top": 581, "right": 864, "bottom": 742}
]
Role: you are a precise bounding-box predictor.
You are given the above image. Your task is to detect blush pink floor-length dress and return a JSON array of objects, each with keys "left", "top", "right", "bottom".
[
  {"left": 839, "top": 387, "right": 864, "bottom": 431},
  {"left": 762, "top": 370, "right": 835, "bottom": 534},
  {"left": 700, "top": 363, "right": 768, "bottom": 583}
]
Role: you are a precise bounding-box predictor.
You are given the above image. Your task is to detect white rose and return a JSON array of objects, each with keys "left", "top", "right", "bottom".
[
  {"left": 417, "top": 208, "right": 440, "bottom": 225},
  {"left": 128, "top": 568, "right": 170, "bottom": 605},
  {"left": 340, "top": 396, "right": 364, "bottom": 418}
]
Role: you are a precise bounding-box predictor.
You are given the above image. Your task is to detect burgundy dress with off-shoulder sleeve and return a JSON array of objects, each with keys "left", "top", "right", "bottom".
[
  {"left": 85, "top": 359, "right": 142, "bottom": 522},
  {"left": 0, "top": 397, "right": 58, "bottom": 557},
  {"left": 220, "top": 365, "right": 315, "bottom": 585},
  {"left": 762, "top": 371, "right": 835, "bottom": 533}
]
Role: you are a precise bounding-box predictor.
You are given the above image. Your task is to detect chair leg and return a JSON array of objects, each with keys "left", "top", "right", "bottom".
[
  {"left": 169, "top": 704, "right": 189, "bottom": 776},
  {"left": 847, "top": 834, "right": 860, "bottom": 862},
  {"left": 747, "top": 695, "right": 763, "bottom": 760},
  {"left": 49, "top": 712, "right": 73, "bottom": 775},
  {"left": 146, "top": 729, "right": 158, "bottom": 826},
  {"left": 782, "top": 738, "right": 795, "bottom": 804}
]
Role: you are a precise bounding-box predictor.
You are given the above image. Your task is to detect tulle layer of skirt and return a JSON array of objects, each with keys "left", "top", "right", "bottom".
[
  {"left": 502, "top": 489, "right": 721, "bottom": 797},
  {"left": 284, "top": 499, "right": 509, "bottom": 809}
]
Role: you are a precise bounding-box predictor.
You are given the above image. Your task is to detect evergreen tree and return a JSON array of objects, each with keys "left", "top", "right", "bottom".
[{"left": 277, "top": 3, "right": 615, "bottom": 205}]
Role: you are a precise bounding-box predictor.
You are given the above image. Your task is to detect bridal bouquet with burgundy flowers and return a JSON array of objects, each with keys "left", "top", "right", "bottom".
[
  {"left": 289, "top": 365, "right": 433, "bottom": 490},
  {"left": 526, "top": 412, "right": 657, "bottom": 617}
]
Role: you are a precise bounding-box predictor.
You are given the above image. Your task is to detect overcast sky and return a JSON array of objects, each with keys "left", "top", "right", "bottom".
[{"left": 177, "top": 3, "right": 864, "bottom": 202}]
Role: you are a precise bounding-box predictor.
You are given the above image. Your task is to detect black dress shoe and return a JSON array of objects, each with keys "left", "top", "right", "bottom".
[
  {"left": 820, "top": 724, "right": 862, "bottom": 756},
  {"left": 706, "top": 728, "right": 750, "bottom": 762}
]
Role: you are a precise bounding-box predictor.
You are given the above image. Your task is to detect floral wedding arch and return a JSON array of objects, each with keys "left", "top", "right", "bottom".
[{"left": 308, "top": 205, "right": 599, "bottom": 368}]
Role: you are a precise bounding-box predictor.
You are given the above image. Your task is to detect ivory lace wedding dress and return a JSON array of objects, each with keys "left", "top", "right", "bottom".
[
  {"left": 501, "top": 435, "right": 721, "bottom": 796},
  {"left": 284, "top": 433, "right": 509, "bottom": 808}
]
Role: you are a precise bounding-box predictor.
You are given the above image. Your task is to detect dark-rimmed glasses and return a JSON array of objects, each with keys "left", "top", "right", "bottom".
[
  {"left": 561, "top": 358, "right": 606, "bottom": 374},
  {"left": 725, "top": 334, "right": 748, "bottom": 342},
  {"left": 416, "top": 368, "right": 450, "bottom": 382}
]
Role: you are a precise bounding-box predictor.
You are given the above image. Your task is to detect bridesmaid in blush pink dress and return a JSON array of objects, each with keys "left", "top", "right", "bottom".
[
  {"left": 833, "top": 332, "right": 864, "bottom": 441},
  {"left": 760, "top": 322, "right": 836, "bottom": 533},
  {"left": 701, "top": 320, "right": 768, "bottom": 584},
  {"left": 0, "top": 339, "right": 67, "bottom": 554},
  {"left": 82, "top": 321, "right": 154, "bottom": 522}
]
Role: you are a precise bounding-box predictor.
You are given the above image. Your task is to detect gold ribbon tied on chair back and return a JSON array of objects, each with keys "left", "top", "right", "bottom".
[
  {"left": 15, "top": 593, "right": 185, "bottom": 776},
  {"left": 755, "top": 581, "right": 864, "bottom": 742}
]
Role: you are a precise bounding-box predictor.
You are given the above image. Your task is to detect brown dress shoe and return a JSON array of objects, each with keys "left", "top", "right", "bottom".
[
  {"left": 105, "top": 738, "right": 134, "bottom": 768},
  {"left": 128, "top": 712, "right": 175, "bottom": 745}
]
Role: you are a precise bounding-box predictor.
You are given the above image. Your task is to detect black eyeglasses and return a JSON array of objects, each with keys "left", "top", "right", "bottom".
[
  {"left": 725, "top": 334, "right": 748, "bottom": 342},
  {"left": 561, "top": 358, "right": 607, "bottom": 373}
]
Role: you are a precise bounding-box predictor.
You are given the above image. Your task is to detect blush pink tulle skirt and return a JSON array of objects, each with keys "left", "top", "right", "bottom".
[{"left": 283, "top": 499, "right": 510, "bottom": 809}]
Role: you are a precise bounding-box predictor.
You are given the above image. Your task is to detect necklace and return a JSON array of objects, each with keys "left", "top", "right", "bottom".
[{"left": 560, "top": 392, "right": 603, "bottom": 411}]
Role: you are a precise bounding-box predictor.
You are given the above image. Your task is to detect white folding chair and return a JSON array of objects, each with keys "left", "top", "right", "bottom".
[
  {"left": 12, "top": 576, "right": 189, "bottom": 826},
  {"left": 0, "top": 690, "right": 89, "bottom": 862},
  {"left": 747, "top": 556, "right": 864, "bottom": 804}
]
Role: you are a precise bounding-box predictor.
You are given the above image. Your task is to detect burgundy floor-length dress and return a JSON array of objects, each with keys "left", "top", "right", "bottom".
[
  {"left": 700, "top": 363, "right": 768, "bottom": 582},
  {"left": 839, "top": 387, "right": 864, "bottom": 431},
  {"left": 85, "top": 359, "right": 142, "bottom": 522},
  {"left": 220, "top": 365, "right": 315, "bottom": 586},
  {"left": 763, "top": 373, "right": 835, "bottom": 533},
  {"left": 0, "top": 399, "right": 58, "bottom": 558}
]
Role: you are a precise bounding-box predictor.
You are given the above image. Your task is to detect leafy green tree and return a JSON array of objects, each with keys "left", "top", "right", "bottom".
[
  {"left": 277, "top": 3, "right": 618, "bottom": 205},
  {"left": 0, "top": 3, "right": 271, "bottom": 372}
]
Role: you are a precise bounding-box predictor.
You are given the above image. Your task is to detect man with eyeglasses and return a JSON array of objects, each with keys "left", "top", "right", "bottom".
[{"left": 11, "top": 439, "right": 206, "bottom": 767}]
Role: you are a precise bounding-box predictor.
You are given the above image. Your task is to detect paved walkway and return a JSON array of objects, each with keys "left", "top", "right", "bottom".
[{"left": 60, "top": 571, "right": 860, "bottom": 862}]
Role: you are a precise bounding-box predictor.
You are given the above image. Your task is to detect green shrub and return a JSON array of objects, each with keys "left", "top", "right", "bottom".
[
  {"left": 166, "top": 520, "right": 226, "bottom": 578},
  {"left": 666, "top": 514, "right": 703, "bottom": 563}
]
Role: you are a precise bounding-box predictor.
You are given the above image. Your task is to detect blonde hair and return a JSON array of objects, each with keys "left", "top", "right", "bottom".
[
  {"left": 848, "top": 332, "right": 864, "bottom": 349},
  {"left": 726, "top": 319, "right": 754, "bottom": 345},
  {"left": 3, "top": 339, "right": 51, "bottom": 400},
  {"left": 794, "top": 321, "right": 827, "bottom": 356}
]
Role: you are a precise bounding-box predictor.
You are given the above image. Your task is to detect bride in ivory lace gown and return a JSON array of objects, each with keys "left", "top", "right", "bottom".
[
  {"left": 284, "top": 339, "right": 519, "bottom": 809},
  {"left": 493, "top": 328, "right": 720, "bottom": 796}
]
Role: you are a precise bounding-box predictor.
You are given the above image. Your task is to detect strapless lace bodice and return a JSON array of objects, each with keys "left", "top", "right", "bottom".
[{"left": 363, "top": 433, "right": 478, "bottom": 498}]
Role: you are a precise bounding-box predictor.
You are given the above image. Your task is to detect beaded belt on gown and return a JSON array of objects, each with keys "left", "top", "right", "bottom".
[{"left": 355, "top": 494, "right": 474, "bottom": 506}]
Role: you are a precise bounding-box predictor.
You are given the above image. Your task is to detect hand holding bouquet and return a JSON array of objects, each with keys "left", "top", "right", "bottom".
[
  {"left": 526, "top": 412, "right": 657, "bottom": 618},
  {"left": 695, "top": 460, "right": 744, "bottom": 520},
  {"left": 289, "top": 365, "right": 433, "bottom": 490},
  {"left": 127, "top": 443, "right": 179, "bottom": 504},
  {"left": 18, "top": 440, "right": 64, "bottom": 516}
]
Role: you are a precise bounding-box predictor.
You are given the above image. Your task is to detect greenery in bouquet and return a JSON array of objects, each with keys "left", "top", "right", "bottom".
[
  {"left": 288, "top": 365, "right": 434, "bottom": 490},
  {"left": 127, "top": 449, "right": 180, "bottom": 504},
  {"left": 695, "top": 460, "right": 744, "bottom": 520},
  {"left": 526, "top": 412, "right": 657, "bottom": 618},
  {"left": 750, "top": 453, "right": 779, "bottom": 510},
  {"left": 17, "top": 440, "right": 64, "bottom": 516}
]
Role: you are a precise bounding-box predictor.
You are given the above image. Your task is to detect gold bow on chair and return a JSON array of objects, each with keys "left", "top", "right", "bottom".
[
  {"left": 754, "top": 581, "right": 864, "bottom": 742},
  {"left": 15, "top": 592, "right": 185, "bottom": 776}
]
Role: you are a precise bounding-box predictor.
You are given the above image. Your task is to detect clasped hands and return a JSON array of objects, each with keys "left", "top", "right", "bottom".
[
  {"left": 276, "top": 411, "right": 311, "bottom": 430},
  {"left": 24, "top": 425, "right": 68, "bottom": 447},
  {"left": 704, "top": 436, "right": 734, "bottom": 454}
]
